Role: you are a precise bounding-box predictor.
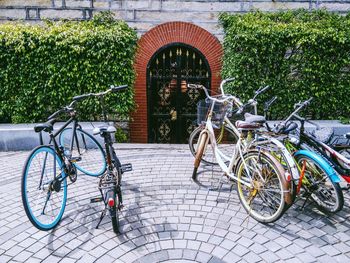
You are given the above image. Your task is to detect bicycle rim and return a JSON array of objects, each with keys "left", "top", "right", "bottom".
[
  {"left": 296, "top": 157, "right": 343, "bottom": 213},
  {"left": 59, "top": 128, "right": 106, "bottom": 176},
  {"left": 236, "top": 151, "right": 286, "bottom": 223},
  {"left": 22, "top": 146, "right": 67, "bottom": 230}
]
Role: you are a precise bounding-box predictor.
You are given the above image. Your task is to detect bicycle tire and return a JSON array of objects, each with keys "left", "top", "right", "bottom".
[
  {"left": 192, "top": 131, "right": 208, "bottom": 181},
  {"left": 22, "top": 146, "right": 67, "bottom": 231},
  {"left": 294, "top": 155, "right": 344, "bottom": 213},
  {"left": 189, "top": 125, "right": 238, "bottom": 165},
  {"left": 59, "top": 128, "right": 106, "bottom": 176},
  {"left": 235, "top": 150, "right": 288, "bottom": 223},
  {"left": 110, "top": 146, "right": 121, "bottom": 233},
  {"left": 106, "top": 187, "right": 119, "bottom": 234}
]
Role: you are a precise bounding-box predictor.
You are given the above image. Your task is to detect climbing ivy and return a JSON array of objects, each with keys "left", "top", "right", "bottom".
[
  {"left": 0, "top": 12, "right": 137, "bottom": 123},
  {"left": 220, "top": 9, "right": 350, "bottom": 119}
]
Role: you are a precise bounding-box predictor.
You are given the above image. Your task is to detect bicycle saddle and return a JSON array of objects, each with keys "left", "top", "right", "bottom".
[
  {"left": 235, "top": 120, "right": 262, "bottom": 130},
  {"left": 311, "top": 127, "right": 334, "bottom": 143},
  {"left": 244, "top": 113, "right": 266, "bottom": 124},
  {"left": 34, "top": 119, "right": 55, "bottom": 133},
  {"left": 93, "top": 125, "right": 116, "bottom": 135}
]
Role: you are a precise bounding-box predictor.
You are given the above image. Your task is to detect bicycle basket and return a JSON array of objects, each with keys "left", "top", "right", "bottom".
[{"left": 197, "top": 99, "right": 230, "bottom": 127}]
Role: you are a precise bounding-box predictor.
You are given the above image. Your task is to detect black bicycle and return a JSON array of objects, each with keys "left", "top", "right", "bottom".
[{"left": 21, "top": 85, "right": 132, "bottom": 233}]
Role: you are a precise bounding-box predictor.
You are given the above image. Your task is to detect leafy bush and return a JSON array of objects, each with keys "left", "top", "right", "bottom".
[
  {"left": 220, "top": 9, "right": 350, "bottom": 119},
  {"left": 0, "top": 12, "right": 137, "bottom": 123}
]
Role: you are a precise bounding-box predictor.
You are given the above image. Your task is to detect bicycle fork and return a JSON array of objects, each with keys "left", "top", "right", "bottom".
[{"left": 192, "top": 131, "right": 209, "bottom": 181}]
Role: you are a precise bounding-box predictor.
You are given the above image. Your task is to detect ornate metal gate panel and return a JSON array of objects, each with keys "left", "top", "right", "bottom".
[{"left": 147, "top": 43, "right": 211, "bottom": 143}]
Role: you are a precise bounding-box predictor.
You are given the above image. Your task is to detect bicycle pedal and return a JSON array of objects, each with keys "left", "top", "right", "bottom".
[
  {"left": 90, "top": 197, "right": 103, "bottom": 203},
  {"left": 70, "top": 157, "right": 82, "bottom": 163},
  {"left": 121, "top": 163, "right": 132, "bottom": 173}
]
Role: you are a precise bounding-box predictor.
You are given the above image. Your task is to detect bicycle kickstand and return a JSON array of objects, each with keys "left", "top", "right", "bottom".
[
  {"left": 96, "top": 208, "right": 107, "bottom": 229},
  {"left": 300, "top": 191, "right": 312, "bottom": 211}
]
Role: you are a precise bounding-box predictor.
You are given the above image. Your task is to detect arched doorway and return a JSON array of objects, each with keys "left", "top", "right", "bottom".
[
  {"left": 147, "top": 43, "right": 211, "bottom": 143},
  {"left": 131, "top": 22, "right": 223, "bottom": 143}
]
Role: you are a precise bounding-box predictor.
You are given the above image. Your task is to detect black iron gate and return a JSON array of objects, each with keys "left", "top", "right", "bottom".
[{"left": 147, "top": 43, "right": 211, "bottom": 143}]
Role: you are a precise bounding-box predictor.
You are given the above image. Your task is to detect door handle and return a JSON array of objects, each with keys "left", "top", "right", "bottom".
[{"left": 170, "top": 109, "right": 177, "bottom": 121}]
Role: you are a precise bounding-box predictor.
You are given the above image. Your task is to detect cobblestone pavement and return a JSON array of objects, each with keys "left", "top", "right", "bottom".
[{"left": 1, "top": 144, "right": 350, "bottom": 263}]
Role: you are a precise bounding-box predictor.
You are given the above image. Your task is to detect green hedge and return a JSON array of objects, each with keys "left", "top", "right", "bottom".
[
  {"left": 220, "top": 9, "right": 350, "bottom": 119},
  {"left": 0, "top": 12, "right": 137, "bottom": 123}
]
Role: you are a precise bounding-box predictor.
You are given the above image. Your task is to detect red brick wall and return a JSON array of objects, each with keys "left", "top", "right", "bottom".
[{"left": 131, "top": 22, "right": 223, "bottom": 143}]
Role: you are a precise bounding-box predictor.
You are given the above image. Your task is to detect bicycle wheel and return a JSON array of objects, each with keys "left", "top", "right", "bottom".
[
  {"left": 295, "top": 155, "right": 344, "bottom": 213},
  {"left": 21, "top": 146, "right": 67, "bottom": 230},
  {"left": 59, "top": 128, "right": 106, "bottom": 176},
  {"left": 189, "top": 125, "right": 238, "bottom": 165},
  {"left": 236, "top": 150, "right": 287, "bottom": 223},
  {"left": 106, "top": 187, "right": 119, "bottom": 234}
]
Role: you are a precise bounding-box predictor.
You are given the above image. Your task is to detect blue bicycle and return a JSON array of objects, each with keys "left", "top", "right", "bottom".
[{"left": 21, "top": 85, "right": 132, "bottom": 233}]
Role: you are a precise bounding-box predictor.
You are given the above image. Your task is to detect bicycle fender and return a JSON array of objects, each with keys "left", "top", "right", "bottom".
[{"left": 294, "top": 150, "right": 341, "bottom": 183}]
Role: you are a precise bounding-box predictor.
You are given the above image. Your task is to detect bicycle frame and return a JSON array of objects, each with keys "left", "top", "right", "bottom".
[{"left": 198, "top": 106, "right": 255, "bottom": 188}]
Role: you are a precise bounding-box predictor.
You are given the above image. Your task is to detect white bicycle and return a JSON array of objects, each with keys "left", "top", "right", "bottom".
[{"left": 189, "top": 83, "right": 292, "bottom": 223}]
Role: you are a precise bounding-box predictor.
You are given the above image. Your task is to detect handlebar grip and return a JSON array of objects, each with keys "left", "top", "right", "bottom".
[
  {"left": 257, "top": 85, "right": 270, "bottom": 95},
  {"left": 73, "top": 94, "right": 92, "bottom": 101},
  {"left": 224, "top": 78, "right": 235, "bottom": 83},
  {"left": 111, "top": 85, "right": 128, "bottom": 92}
]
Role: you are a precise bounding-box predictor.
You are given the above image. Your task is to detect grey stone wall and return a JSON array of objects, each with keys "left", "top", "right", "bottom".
[{"left": 1, "top": 0, "right": 350, "bottom": 39}]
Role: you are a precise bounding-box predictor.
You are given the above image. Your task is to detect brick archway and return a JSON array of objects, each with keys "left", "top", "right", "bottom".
[{"left": 131, "top": 22, "right": 223, "bottom": 143}]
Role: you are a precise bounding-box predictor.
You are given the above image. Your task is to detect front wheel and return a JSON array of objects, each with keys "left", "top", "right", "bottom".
[
  {"left": 236, "top": 151, "right": 288, "bottom": 223},
  {"left": 21, "top": 146, "right": 67, "bottom": 230},
  {"left": 295, "top": 155, "right": 344, "bottom": 213},
  {"left": 189, "top": 125, "right": 238, "bottom": 165}
]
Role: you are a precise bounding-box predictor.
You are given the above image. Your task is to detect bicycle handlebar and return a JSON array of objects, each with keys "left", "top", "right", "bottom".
[
  {"left": 188, "top": 83, "right": 240, "bottom": 106},
  {"left": 73, "top": 85, "right": 128, "bottom": 101},
  {"left": 273, "top": 97, "right": 314, "bottom": 133},
  {"left": 219, "top": 78, "right": 235, "bottom": 96},
  {"left": 48, "top": 85, "right": 128, "bottom": 120},
  {"left": 236, "top": 85, "right": 271, "bottom": 114}
]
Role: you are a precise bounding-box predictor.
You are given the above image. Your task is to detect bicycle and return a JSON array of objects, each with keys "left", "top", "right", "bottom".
[
  {"left": 21, "top": 85, "right": 132, "bottom": 233},
  {"left": 267, "top": 98, "right": 344, "bottom": 213},
  {"left": 189, "top": 83, "right": 292, "bottom": 223},
  {"left": 189, "top": 79, "right": 271, "bottom": 165}
]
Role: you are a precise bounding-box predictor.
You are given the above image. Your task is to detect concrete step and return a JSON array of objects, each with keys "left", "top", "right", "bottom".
[
  {"left": 0, "top": 122, "right": 108, "bottom": 151},
  {"left": 2, "top": 120, "right": 350, "bottom": 151}
]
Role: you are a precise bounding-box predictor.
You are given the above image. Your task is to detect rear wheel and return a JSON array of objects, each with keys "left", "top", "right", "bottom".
[
  {"left": 106, "top": 187, "right": 119, "bottom": 234},
  {"left": 295, "top": 155, "right": 344, "bottom": 213},
  {"left": 236, "top": 151, "right": 287, "bottom": 223}
]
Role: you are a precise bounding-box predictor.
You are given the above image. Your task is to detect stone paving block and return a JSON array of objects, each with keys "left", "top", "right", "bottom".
[
  {"left": 187, "top": 240, "right": 201, "bottom": 251},
  {"left": 183, "top": 249, "right": 198, "bottom": 260},
  {"left": 167, "top": 248, "right": 183, "bottom": 260},
  {"left": 196, "top": 250, "right": 212, "bottom": 263},
  {"left": 232, "top": 244, "right": 249, "bottom": 257},
  {"left": 320, "top": 244, "right": 342, "bottom": 256},
  {"left": 259, "top": 250, "right": 281, "bottom": 262},
  {"left": 211, "top": 246, "right": 228, "bottom": 259}
]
